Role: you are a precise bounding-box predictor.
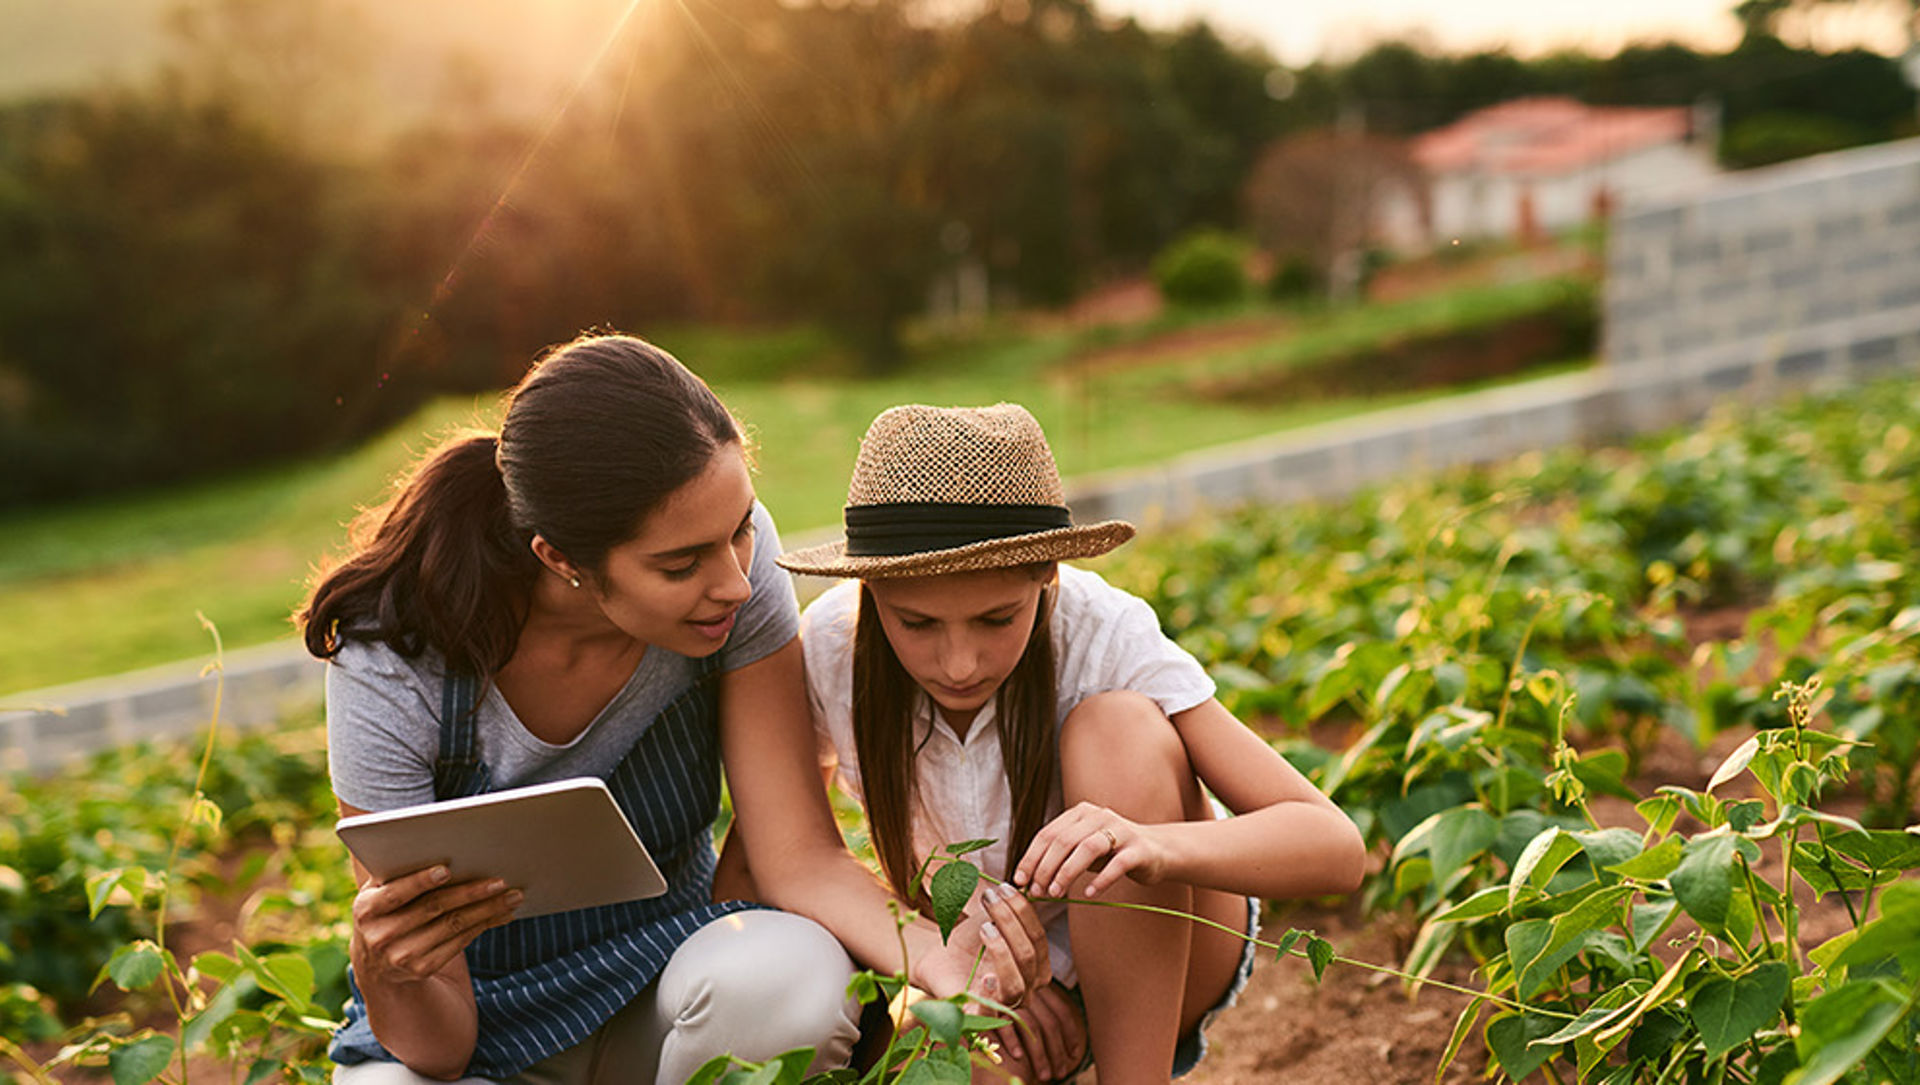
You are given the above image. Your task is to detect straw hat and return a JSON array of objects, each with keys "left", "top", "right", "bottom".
[{"left": 776, "top": 403, "right": 1135, "bottom": 579}]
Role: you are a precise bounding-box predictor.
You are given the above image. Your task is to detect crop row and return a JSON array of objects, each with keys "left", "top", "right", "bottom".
[{"left": 6, "top": 378, "right": 1920, "bottom": 1082}]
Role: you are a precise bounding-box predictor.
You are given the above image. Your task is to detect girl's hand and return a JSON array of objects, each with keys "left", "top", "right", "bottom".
[
  {"left": 912, "top": 883, "right": 1050, "bottom": 1012},
  {"left": 992, "top": 980, "right": 1086, "bottom": 1084},
  {"left": 350, "top": 865, "right": 522, "bottom": 985},
  {"left": 1014, "top": 802, "right": 1169, "bottom": 899}
]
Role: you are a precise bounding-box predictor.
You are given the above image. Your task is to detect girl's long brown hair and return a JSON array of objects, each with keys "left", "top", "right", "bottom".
[
  {"left": 852, "top": 570, "right": 1058, "bottom": 904},
  {"left": 298, "top": 334, "right": 739, "bottom": 676}
]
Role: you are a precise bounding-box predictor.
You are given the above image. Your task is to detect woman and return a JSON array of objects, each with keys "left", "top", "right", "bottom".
[
  {"left": 300, "top": 336, "right": 1047, "bottom": 1084},
  {"left": 778, "top": 403, "right": 1367, "bottom": 1084}
]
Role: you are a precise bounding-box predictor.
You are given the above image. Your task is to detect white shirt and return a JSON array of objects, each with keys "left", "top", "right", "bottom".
[{"left": 800, "top": 564, "right": 1216, "bottom": 984}]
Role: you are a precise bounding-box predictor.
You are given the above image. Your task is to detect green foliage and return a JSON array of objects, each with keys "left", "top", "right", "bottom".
[
  {"left": 1419, "top": 681, "right": 1920, "bottom": 1084},
  {"left": 1720, "top": 111, "right": 1878, "bottom": 170},
  {"left": 0, "top": 90, "right": 419, "bottom": 508},
  {"left": 1151, "top": 231, "right": 1251, "bottom": 308},
  {"left": 1, "top": 638, "right": 346, "bottom": 1082}
]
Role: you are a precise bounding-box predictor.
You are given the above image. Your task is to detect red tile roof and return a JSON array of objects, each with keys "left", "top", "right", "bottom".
[{"left": 1413, "top": 96, "right": 1695, "bottom": 177}]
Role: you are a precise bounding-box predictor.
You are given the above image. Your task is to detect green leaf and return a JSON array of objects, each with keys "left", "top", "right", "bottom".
[
  {"left": 1421, "top": 807, "right": 1499, "bottom": 905},
  {"left": 1568, "top": 748, "right": 1639, "bottom": 801},
  {"left": 1788, "top": 981, "right": 1906, "bottom": 1085},
  {"left": 1272, "top": 928, "right": 1307, "bottom": 959},
  {"left": 1671, "top": 834, "right": 1740, "bottom": 928},
  {"left": 909, "top": 999, "right": 965, "bottom": 1048},
  {"left": 1509, "top": 827, "right": 1582, "bottom": 906},
  {"left": 1706, "top": 735, "right": 1760, "bottom": 792},
  {"left": 242, "top": 1060, "right": 283, "bottom": 1085},
  {"left": 896, "top": 1060, "right": 969, "bottom": 1085},
  {"left": 1306, "top": 936, "right": 1335, "bottom": 982},
  {"left": 183, "top": 983, "right": 242, "bottom": 1051},
  {"left": 1436, "top": 998, "right": 1486, "bottom": 1084},
  {"left": 927, "top": 861, "right": 979, "bottom": 945},
  {"left": 1486, "top": 1012, "right": 1559, "bottom": 1081},
  {"left": 1509, "top": 886, "right": 1630, "bottom": 1000},
  {"left": 191, "top": 950, "right": 243, "bottom": 985},
  {"left": 108, "top": 1035, "right": 175, "bottom": 1085},
  {"left": 85, "top": 868, "right": 142, "bottom": 919},
  {"left": 240, "top": 947, "right": 316, "bottom": 1013},
  {"left": 941, "top": 839, "right": 994, "bottom": 859},
  {"left": 1402, "top": 921, "right": 1456, "bottom": 987},
  {"left": 1833, "top": 894, "right": 1920, "bottom": 975},
  {"left": 1569, "top": 828, "right": 1643, "bottom": 873},
  {"left": 1636, "top": 794, "right": 1681, "bottom": 836},
  {"left": 1725, "top": 800, "right": 1765, "bottom": 833},
  {"left": 1625, "top": 1010, "right": 1689, "bottom": 1064},
  {"left": 1790, "top": 844, "right": 1880, "bottom": 899},
  {"left": 1431, "top": 886, "right": 1509, "bottom": 924},
  {"left": 106, "top": 941, "right": 168, "bottom": 993},
  {"left": 1689, "top": 962, "right": 1788, "bottom": 1059},
  {"left": 1610, "top": 837, "right": 1684, "bottom": 882},
  {"left": 1533, "top": 1001, "right": 1632, "bottom": 1046},
  {"left": 1630, "top": 899, "right": 1681, "bottom": 953},
  {"left": 1826, "top": 829, "right": 1920, "bottom": 872},
  {"left": 1596, "top": 947, "right": 1698, "bottom": 1047},
  {"left": 683, "top": 1055, "right": 735, "bottom": 1085}
]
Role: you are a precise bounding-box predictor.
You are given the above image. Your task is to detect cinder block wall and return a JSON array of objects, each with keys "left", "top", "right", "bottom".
[{"left": 1603, "top": 137, "right": 1920, "bottom": 425}]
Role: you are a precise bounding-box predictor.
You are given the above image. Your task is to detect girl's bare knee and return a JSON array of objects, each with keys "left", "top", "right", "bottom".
[{"left": 1062, "top": 692, "right": 1190, "bottom": 771}]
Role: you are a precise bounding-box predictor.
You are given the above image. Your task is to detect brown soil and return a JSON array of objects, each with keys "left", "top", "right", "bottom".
[{"left": 1182, "top": 898, "right": 1489, "bottom": 1085}]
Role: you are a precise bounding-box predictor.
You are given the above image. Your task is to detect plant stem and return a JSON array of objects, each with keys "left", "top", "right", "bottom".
[
  {"left": 151, "top": 614, "right": 227, "bottom": 1082},
  {"left": 1039, "top": 894, "right": 1577, "bottom": 1021},
  {"left": 0, "top": 1039, "right": 60, "bottom": 1085}
]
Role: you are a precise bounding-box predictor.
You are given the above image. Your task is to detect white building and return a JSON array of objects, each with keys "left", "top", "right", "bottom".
[{"left": 1377, "top": 97, "right": 1721, "bottom": 251}]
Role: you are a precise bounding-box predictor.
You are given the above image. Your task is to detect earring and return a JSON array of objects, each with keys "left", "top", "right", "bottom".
[{"left": 568, "top": 575, "right": 581, "bottom": 589}]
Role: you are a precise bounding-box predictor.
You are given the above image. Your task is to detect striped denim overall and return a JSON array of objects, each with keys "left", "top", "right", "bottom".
[{"left": 329, "top": 656, "right": 761, "bottom": 1078}]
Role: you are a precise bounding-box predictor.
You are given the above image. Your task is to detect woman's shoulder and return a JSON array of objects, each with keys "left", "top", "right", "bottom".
[{"left": 331, "top": 636, "right": 443, "bottom": 686}]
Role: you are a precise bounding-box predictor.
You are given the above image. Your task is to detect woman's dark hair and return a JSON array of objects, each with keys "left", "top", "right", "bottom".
[
  {"left": 852, "top": 569, "right": 1059, "bottom": 904},
  {"left": 298, "top": 334, "right": 741, "bottom": 675}
]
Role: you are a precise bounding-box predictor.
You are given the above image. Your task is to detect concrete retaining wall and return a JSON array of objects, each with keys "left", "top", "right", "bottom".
[{"left": 8, "top": 138, "right": 1920, "bottom": 777}]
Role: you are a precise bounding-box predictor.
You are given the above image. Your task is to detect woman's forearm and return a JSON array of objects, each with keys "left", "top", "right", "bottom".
[{"left": 359, "top": 967, "right": 481, "bottom": 1080}]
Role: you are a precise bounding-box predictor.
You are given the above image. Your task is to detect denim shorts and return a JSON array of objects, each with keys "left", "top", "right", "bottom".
[{"left": 1051, "top": 894, "right": 1261, "bottom": 1082}]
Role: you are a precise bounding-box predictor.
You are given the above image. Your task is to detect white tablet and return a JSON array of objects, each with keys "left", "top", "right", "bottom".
[{"left": 335, "top": 777, "right": 668, "bottom": 919}]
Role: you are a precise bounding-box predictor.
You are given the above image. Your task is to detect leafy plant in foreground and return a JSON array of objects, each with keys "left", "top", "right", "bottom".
[
  {"left": 2, "top": 619, "right": 342, "bottom": 1085},
  {"left": 1418, "top": 679, "right": 1920, "bottom": 1084}
]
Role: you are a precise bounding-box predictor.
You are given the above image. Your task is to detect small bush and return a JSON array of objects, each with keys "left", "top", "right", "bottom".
[
  {"left": 1152, "top": 230, "right": 1250, "bottom": 307},
  {"left": 1266, "top": 252, "right": 1320, "bottom": 301}
]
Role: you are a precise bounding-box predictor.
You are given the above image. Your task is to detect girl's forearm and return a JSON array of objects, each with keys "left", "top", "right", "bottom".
[{"left": 1153, "top": 800, "right": 1365, "bottom": 900}]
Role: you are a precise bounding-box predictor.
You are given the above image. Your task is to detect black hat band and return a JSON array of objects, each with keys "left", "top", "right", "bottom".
[{"left": 843, "top": 501, "right": 1073, "bottom": 557}]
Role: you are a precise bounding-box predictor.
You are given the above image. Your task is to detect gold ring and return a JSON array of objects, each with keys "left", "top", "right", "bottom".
[{"left": 1101, "top": 828, "right": 1119, "bottom": 853}]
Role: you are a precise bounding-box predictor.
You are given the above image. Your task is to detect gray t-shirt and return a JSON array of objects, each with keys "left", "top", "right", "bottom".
[{"left": 326, "top": 502, "right": 799, "bottom": 812}]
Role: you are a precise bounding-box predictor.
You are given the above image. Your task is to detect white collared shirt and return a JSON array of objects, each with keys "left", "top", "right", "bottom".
[{"left": 799, "top": 564, "right": 1216, "bottom": 984}]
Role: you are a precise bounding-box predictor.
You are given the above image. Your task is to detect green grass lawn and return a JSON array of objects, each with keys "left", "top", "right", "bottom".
[{"left": 0, "top": 274, "right": 1594, "bottom": 696}]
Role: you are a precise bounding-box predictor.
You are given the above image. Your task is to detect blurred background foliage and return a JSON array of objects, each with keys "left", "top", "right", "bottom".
[{"left": 0, "top": 0, "right": 1913, "bottom": 510}]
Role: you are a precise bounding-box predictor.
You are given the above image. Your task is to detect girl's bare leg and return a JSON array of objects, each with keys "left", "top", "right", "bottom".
[{"left": 1059, "top": 692, "right": 1247, "bottom": 1085}]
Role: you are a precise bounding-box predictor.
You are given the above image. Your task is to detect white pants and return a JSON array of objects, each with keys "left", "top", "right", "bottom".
[{"left": 334, "top": 911, "right": 861, "bottom": 1085}]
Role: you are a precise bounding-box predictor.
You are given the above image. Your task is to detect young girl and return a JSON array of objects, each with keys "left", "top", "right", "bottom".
[
  {"left": 301, "top": 339, "right": 1047, "bottom": 1085},
  {"left": 779, "top": 403, "right": 1366, "bottom": 1085}
]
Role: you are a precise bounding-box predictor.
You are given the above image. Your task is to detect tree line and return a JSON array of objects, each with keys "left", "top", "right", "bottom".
[{"left": 0, "top": 0, "right": 1911, "bottom": 509}]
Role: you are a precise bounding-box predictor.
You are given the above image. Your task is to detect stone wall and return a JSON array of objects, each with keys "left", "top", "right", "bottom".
[{"left": 1603, "top": 136, "right": 1920, "bottom": 428}]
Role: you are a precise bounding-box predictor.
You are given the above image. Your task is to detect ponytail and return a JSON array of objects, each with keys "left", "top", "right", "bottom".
[{"left": 299, "top": 432, "right": 535, "bottom": 676}]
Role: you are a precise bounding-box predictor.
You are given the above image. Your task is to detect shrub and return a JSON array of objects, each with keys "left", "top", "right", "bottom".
[{"left": 1152, "top": 230, "right": 1250, "bottom": 307}]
